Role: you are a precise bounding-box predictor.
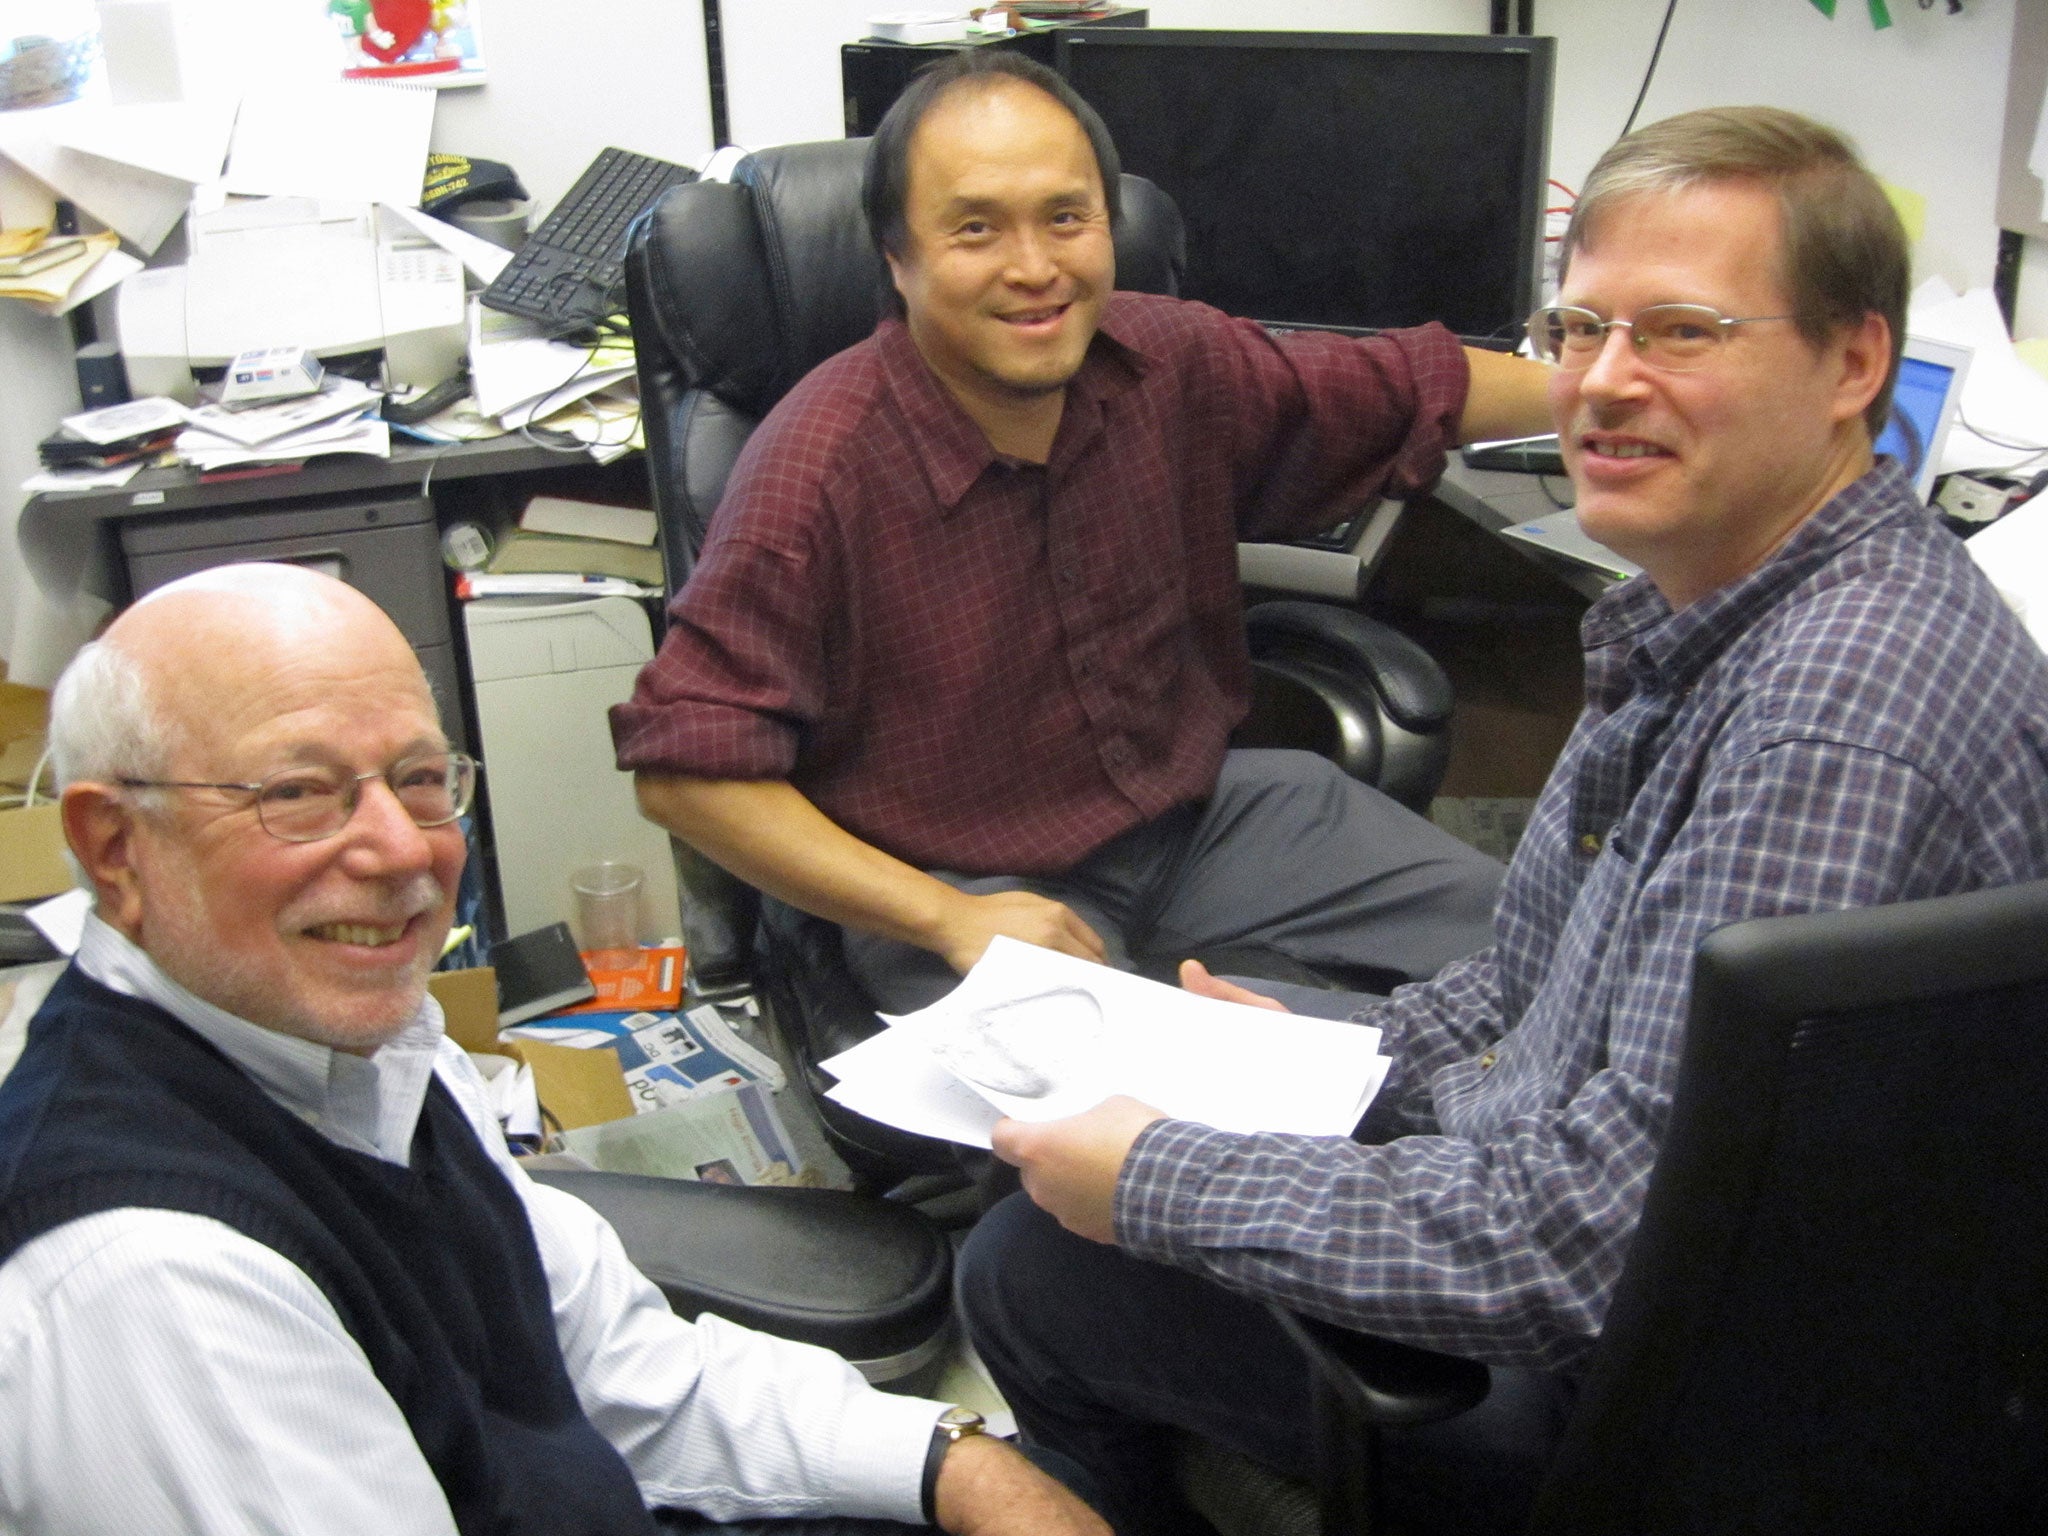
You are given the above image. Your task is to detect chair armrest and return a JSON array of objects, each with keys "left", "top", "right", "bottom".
[
  {"left": 1270, "top": 1306, "right": 1489, "bottom": 1428},
  {"left": 523, "top": 1167, "right": 951, "bottom": 1367},
  {"left": 1244, "top": 601, "right": 1454, "bottom": 735},
  {"left": 1270, "top": 1306, "right": 1489, "bottom": 1536}
]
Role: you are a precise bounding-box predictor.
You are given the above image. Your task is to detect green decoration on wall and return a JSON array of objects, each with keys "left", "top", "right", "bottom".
[{"left": 1807, "top": 0, "right": 1892, "bottom": 26}]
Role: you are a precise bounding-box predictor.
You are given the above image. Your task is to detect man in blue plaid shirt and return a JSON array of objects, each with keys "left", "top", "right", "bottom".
[{"left": 958, "top": 105, "right": 2048, "bottom": 1535}]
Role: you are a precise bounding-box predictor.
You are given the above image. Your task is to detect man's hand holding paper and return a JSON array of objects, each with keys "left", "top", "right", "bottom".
[{"left": 991, "top": 1096, "right": 1166, "bottom": 1244}]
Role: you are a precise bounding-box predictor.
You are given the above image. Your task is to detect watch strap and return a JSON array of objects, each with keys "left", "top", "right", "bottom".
[{"left": 920, "top": 1409, "right": 987, "bottom": 1522}]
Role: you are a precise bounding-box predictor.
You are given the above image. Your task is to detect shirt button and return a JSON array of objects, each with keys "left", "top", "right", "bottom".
[
  {"left": 1578, "top": 832, "right": 1602, "bottom": 856},
  {"left": 1479, "top": 1051, "right": 1497, "bottom": 1070},
  {"left": 1060, "top": 566, "right": 1079, "bottom": 587}
]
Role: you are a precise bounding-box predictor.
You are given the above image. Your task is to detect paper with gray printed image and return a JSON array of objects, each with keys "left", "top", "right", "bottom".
[{"left": 820, "top": 937, "right": 1391, "bottom": 1149}]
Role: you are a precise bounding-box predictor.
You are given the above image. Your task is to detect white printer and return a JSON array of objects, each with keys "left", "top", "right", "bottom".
[{"left": 115, "top": 194, "right": 466, "bottom": 403}]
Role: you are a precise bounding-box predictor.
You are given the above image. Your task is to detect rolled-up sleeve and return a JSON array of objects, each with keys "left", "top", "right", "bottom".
[{"left": 610, "top": 526, "right": 833, "bottom": 781}]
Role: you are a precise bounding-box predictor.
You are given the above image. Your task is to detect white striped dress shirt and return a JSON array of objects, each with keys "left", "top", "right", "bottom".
[{"left": 0, "top": 916, "right": 942, "bottom": 1533}]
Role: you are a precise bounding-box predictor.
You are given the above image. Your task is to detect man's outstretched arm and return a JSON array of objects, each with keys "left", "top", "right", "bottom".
[
  {"left": 636, "top": 772, "right": 1105, "bottom": 977},
  {"left": 1457, "top": 347, "right": 1555, "bottom": 445}
]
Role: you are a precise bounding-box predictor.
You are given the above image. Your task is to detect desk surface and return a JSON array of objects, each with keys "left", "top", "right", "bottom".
[
  {"left": 1431, "top": 459, "right": 1609, "bottom": 604},
  {"left": 24, "top": 436, "right": 594, "bottom": 527}
]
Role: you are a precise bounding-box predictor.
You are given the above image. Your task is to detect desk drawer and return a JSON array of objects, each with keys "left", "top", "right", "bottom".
[
  {"left": 120, "top": 494, "right": 451, "bottom": 651},
  {"left": 119, "top": 494, "right": 467, "bottom": 750}
]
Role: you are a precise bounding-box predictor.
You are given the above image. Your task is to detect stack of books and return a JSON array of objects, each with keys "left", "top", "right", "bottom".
[{"left": 459, "top": 496, "right": 664, "bottom": 599}]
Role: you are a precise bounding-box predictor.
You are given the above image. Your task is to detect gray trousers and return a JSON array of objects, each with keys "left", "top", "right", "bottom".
[{"left": 842, "top": 749, "right": 1502, "bottom": 1014}]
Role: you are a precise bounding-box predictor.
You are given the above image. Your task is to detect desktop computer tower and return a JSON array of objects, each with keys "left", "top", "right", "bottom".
[{"left": 841, "top": 8, "right": 1146, "bottom": 137}]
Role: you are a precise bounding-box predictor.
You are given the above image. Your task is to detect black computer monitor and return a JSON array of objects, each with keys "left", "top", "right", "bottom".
[{"left": 1056, "top": 30, "right": 1555, "bottom": 346}]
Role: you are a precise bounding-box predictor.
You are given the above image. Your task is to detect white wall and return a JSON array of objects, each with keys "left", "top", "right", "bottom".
[
  {"left": 1541, "top": 0, "right": 2014, "bottom": 303},
  {"left": 429, "top": 0, "right": 714, "bottom": 213},
  {"left": 721, "top": 0, "right": 1492, "bottom": 149}
]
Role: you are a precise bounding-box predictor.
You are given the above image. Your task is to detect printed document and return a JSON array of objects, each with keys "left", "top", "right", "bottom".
[{"left": 821, "top": 937, "right": 1391, "bottom": 1149}]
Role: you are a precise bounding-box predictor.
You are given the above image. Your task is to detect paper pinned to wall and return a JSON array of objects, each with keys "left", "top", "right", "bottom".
[{"left": 225, "top": 82, "right": 436, "bottom": 207}]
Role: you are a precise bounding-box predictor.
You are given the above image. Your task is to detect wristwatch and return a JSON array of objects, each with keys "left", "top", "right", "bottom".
[{"left": 920, "top": 1405, "right": 988, "bottom": 1521}]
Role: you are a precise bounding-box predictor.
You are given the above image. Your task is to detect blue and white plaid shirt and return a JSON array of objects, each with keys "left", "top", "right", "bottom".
[{"left": 1117, "top": 458, "right": 2048, "bottom": 1373}]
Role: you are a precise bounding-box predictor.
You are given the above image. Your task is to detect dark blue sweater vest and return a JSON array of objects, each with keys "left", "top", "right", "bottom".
[{"left": 0, "top": 966, "right": 658, "bottom": 1536}]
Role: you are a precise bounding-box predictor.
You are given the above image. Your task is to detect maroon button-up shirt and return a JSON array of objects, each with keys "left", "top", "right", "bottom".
[{"left": 611, "top": 293, "right": 1468, "bottom": 877}]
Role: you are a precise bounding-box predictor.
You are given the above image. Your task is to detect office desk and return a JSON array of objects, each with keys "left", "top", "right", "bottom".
[
  {"left": 21, "top": 435, "right": 612, "bottom": 552},
  {"left": 1237, "top": 460, "right": 1607, "bottom": 609},
  {"left": 20, "top": 434, "right": 641, "bottom": 746},
  {"left": 1429, "top": 459, "right": 1611, "bottom": 604}
]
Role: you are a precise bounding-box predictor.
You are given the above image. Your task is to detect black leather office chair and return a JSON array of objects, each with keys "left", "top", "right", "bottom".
[
  {"left": 1253, "top": 876, "right": 2048, "bottom": 1536},
  {"left": 625, "top": 137, "right": 1456, "bottom": 1188}
]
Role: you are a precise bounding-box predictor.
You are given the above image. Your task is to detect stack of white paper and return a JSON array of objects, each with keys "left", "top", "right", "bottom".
[
  {"left": 467, "top": 298, "right": 637, "bottom": 431},
  {"left": 175, "top": 375, "right": 388, "bottom": 469},
  {"left": 821, "top": 937, "right": 1392, "bottom": 1149}
]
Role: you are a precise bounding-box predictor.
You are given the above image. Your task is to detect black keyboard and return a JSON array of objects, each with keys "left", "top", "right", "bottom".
[{"left": 481, "top": 146, "right": 697, "bottom": 334}]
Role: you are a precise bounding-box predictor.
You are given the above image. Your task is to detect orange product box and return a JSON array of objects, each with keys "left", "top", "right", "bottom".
[{"left": 562, "top": 945, "right": 687, "bottom": 1014}]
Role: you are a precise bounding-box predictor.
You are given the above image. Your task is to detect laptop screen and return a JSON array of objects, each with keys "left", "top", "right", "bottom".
[{"left": 1874, "top": 336, "right": 1972, "bottom": 503}]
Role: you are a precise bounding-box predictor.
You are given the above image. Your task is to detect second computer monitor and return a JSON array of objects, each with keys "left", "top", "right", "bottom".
[{"left": 1057, "top": 29, "right": 1554, "bottom": 346}]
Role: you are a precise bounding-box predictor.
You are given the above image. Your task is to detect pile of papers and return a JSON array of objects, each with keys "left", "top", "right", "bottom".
[
  {"left": 175, "top": 374, "right": 389, "bottom": 470},
  {"left": 38, "top": 397, "right": 187, "bottom": 473},
  {"left": 822, "top": 937, "right": 1393, "bottom": 1149},
  {"left": 506, "top": 997, "right": 806, "bottom": 1185},
  {"left": 465, "top": 298, "right": 639, "bottom": 449},
  {"left": 0, "top": 226, "right": 133, "bottom": 316}
]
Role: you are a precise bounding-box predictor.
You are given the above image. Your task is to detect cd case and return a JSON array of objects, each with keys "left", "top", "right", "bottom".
[{"left": 492, "top": 922, "right": 597, "bottom": 1025}]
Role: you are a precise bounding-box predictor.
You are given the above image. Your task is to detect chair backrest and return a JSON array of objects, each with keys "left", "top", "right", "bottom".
[
  {"left": 1530, "top": 878, "right": 2048, "bottom": 1536},
  {"left": 624, "top": 135, "right": 1186, "bottom": 590}
]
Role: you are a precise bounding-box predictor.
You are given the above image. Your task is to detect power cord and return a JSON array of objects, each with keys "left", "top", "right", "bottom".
[
  {"left": 1619, "top": 0, "right": 1681, "bottom": 141},
  {"left": 513, "top": 323, "right": 645, "bottom": 456}
]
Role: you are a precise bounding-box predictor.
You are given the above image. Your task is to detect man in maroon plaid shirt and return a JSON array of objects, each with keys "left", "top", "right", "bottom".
[{"left": 611, "top": 51, "right": 1552, "bottom": 1012}]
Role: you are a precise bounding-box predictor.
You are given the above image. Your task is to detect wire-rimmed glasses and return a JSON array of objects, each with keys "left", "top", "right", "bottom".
[
  {"left": 119, "top": 751, "right": 479, "bottom": 843},
  {"left": 1527, "top": 303, "right": 1796, "bottom": 373}
]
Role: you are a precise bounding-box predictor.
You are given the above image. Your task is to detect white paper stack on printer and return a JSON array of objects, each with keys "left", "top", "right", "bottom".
[
  {"left": 175, "top": 374, "right": 388, "bottom": 470},
  {"left": 820, "top": 936, "right": 1393, "bottom": 1149}
]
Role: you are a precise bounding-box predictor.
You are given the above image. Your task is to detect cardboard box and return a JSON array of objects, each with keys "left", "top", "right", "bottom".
[
  {"left": 429, "top": 966, "right": 634, "bottom": 1131},
  {"left": 0, "top": 802, "right": 72, "bottom": 903},
  {"left": 0, "top": 677, "right": 74, "bottom": 905}
]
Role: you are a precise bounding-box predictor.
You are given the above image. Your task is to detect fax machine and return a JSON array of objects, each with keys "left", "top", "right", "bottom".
[{"left": 115, "top": 194, "right": 466, "bottom": 404}]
